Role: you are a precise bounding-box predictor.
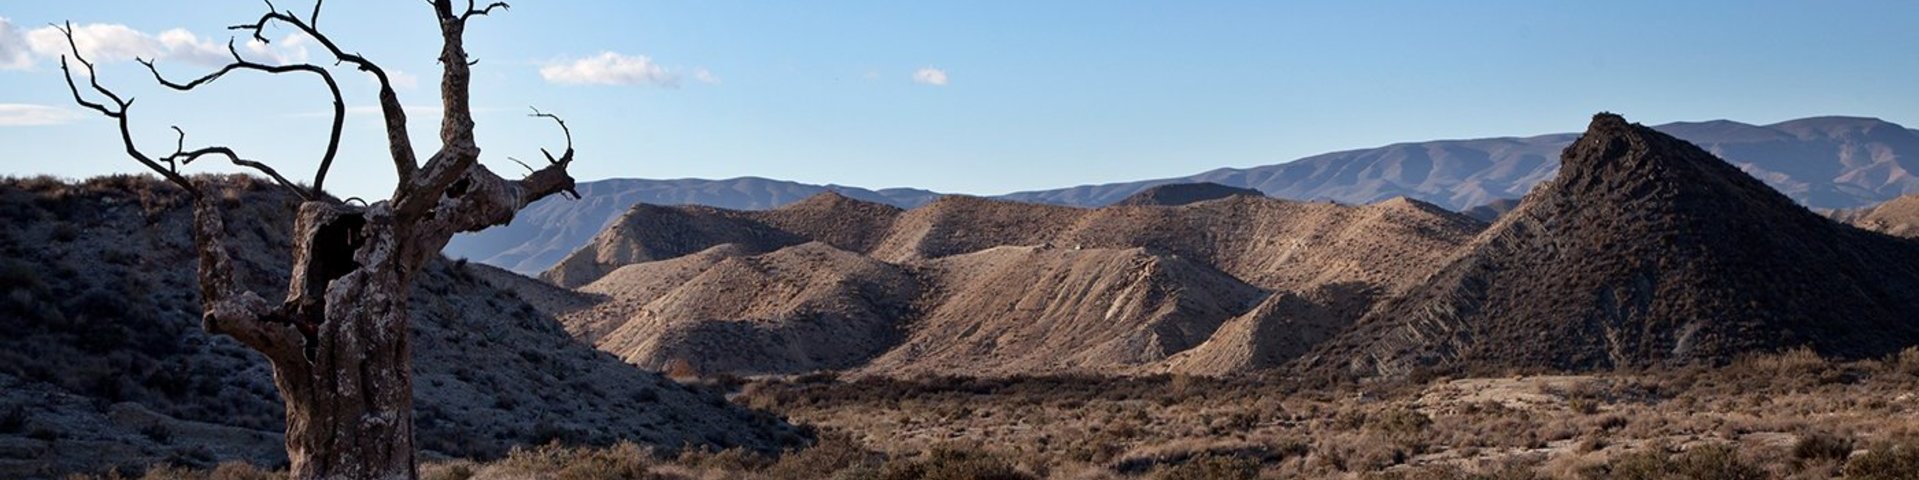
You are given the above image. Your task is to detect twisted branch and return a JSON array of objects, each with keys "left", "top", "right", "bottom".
[
  {"left": 231, "top": 1, "right": 417, "bottom": 184},
  {"left": 54, "top": 23, "right": 198, "bottom": 196},
  {"left": 138, "top": 39, "right": 342, "bottom": 197}
]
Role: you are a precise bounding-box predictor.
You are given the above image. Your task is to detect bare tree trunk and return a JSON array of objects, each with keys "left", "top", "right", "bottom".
[
  {"left": 60, "top": 2, "right": 577, "bottom": 477},
  {"left": 274, "top": 203, "right": 415, "bottom": 479}
]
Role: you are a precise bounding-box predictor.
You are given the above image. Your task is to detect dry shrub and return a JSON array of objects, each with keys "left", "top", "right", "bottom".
[
  {"left": 664, "top": 358, "right": 701, "bottom": 381},
  {"left": 1603, "top": 444, "right": 1764, "bottom": 480},
  {"left": 763, "top": 432, "right": 879, "bottom": 479},
  {"left": 419, "top": 461, "right": 478, "bottom": 480},
  {"left": 1790, "top": 431, "right": 1853, "bottom": 463},
  {"left": 204, "top": 463, "right": 280, "bottom": 480},
  {"left": 1844, "top": 437, "right": 1919, "bottom": 480},
  {"left": 1313, "top": 432, "right": 1407, "bottom": 472},
  {"left": 1893, "top": 347, "right": 1919, "bottom": 378},
  {"left": 1112, "top": 437, "right": 1302, "bottom": 475},
  {"left": 1149, "top": 454, "right": 1258, "bottom": 480},
  {"left": 674, "top": 446, "right": 772, "bottom": 473},
  {"left": 485, "top": 441, "right": 656, "bottom": 480},
  {"left": 876, "top": 449, "right": 1035, "bottom": 480}
]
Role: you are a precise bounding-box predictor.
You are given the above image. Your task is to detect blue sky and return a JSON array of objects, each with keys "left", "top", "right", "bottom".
[{"left": 2, "top": 1, "right": 1916, "bottom": 201}]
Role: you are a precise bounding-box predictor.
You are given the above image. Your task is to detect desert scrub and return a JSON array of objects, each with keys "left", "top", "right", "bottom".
[
  {"left": 483, "top": 441, "right": 654, "bottom": 479},
  {"left": 1845, "top": 437, "right": 1919, "bottom": 480},
  {"left": 1603, "top": 444, "right": 1764, "bottom": 480},
  {"left": 876, "top": 449, "right": 1036, "bottom": 480}
]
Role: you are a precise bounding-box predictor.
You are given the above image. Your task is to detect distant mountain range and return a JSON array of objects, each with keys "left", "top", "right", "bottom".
[
  {"left": 451, "top": 116, "right": 1919, "bottom": 273},
  {"left": 1006, "top": 116, "right": 1919, "bottom": 209}
]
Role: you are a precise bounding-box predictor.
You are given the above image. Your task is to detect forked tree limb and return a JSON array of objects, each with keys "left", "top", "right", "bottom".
[
  {"left": 194, "top": 195, "right": 307, "bottom": 366},
  {"left": 393, "top": 0, "right": 512, "bottom": 221},
  {"left": 461, "top": 1, "right": 510, "bottom": 22}
]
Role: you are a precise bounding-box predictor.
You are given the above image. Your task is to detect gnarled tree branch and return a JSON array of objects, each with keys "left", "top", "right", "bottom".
[
  {"left": 140, "top": 38, "right": 345, "bottom": 195},
  {"left": 231, "top": 3, "right": 417, "bottom": 186}
]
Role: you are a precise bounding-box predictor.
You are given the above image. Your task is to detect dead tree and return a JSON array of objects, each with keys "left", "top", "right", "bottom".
[{"left": 56, "top": 1, "right": 576, "bottom": 478}]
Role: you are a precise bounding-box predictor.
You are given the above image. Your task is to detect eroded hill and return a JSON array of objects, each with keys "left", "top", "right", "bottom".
[{"left": 534, "top": 191, "right": 1484, "bottom": 376}]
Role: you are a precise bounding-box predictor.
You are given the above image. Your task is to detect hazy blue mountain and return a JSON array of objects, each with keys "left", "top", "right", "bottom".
[
  {"left": 1004, "top": 117, "right": 1919, "bottom": 211},
  {"left": 451, "top": 116, "right": 1919, "bottom": 274},
  {"left": 444, "top": 177, "right": 938, "bottom": 273}
]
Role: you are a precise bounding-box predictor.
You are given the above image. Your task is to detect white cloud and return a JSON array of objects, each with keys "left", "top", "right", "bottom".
[
  {"left": 0, "top": 18, "right": 34, "bottom": 69},
  {"left": 692, "top": 67, "right": 720, "bottom": 85},
  {"left": 912, "top": 67, "right": 949, "bottom": 86},
  {"left": 0, "top": 104, "right": 84, "bottom": 126},
  {"left": 0, "top": 20, "right": 305, "bottom": 70},
  {"left": 540, "top": 52, "right": 681, "bottom": 87}
]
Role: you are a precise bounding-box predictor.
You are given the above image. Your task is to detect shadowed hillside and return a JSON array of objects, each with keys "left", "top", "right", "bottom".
[
  {"left": 1113, "top": 182, "right": 1266, "bottom": 206},
  {"left": 0, "top": 176, "right": 802, "bottom": 478}
]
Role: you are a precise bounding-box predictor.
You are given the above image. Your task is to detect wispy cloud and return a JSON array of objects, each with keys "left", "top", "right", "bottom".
[
  {"left": 0, "top": 17, "right": 305, "bottom": 70},
  {"left": 912, "top": 67, "right": 949, "bottom": 86},
  {"left": 692, "top": 67, "right": 720, "bottom": 85},
  {"left": 0, "top": 103, "right": 84, "bottom": 126},
  {"left": 540, "top": 52, "right": 705, "bottom": 87}
]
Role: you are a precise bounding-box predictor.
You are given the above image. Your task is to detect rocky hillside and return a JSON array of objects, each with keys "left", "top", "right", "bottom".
[
  {"left": 1305, "top": 114, "right": 1919, "bottom": 377},
  {"left": 533, "top": 191, "right": 1484, "bottom": 376},
  {"left": 0, "top": 176, "right": 802, "bottom": 478}
]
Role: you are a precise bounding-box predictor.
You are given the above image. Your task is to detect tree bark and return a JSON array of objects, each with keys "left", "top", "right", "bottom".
[{"left": 276, "top": 203, "right": 415, "bottom": 479}]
